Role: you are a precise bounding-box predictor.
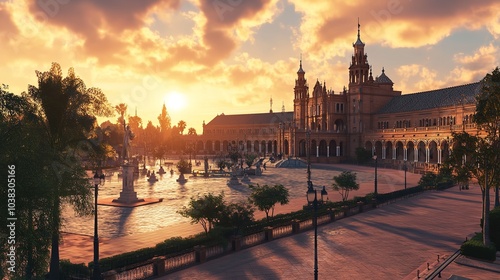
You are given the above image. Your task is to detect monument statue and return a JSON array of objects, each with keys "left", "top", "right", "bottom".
[{"left": 122, "top": 124, "right": 135, "bottom": 162}]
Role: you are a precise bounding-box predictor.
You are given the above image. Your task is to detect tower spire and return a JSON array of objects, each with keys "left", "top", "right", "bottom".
[
  {"left": 357, "top": 17, "right": 360, "bottom": 39},
  {"left": 270, "top": 96, "right": 273, "bottom": 113},
  {"left": 297, "top": 53, "right": 305, "bottom": 74}
]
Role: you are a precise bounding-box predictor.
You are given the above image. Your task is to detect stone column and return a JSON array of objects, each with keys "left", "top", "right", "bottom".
[
  {"left": 153, "top": 257, "right": 166, "bottom": 276},
  {"left": 231, "top": 236, "right": 241, "bottom": 251},
  {"left": 316, "top": 145, "right": 319, "bottom": 157},
  {"left": 264, "top": 226, "right": 273, "bottom": 242},
  {"left": 194, "top": 245, "right": 207, "bottom": 263},
  {"left": 414, "top": 147, "right": 418, "bottom": 162},
  {"left": 426, "top": 147, "right": 430, "bottom": 163},
  {"left": 382, "top": 146, "right": 386, "bottom": 159},
  {"left": 291, "top": 220, "right": 300, "bottom": 233},
  {"left": 403, "top": 147, "right": 407, "bottom": 161},
  {"left": 336, "top": 145, "right": 340, "bottom": 156},
  {"left": 392, "top": 147, "right": 397, "bottom": 160},
  {"left": 327, "top": 146, "right": 330, "bottom": 157}
]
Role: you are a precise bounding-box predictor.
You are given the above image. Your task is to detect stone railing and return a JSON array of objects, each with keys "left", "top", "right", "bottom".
[{"left": 101, "top": 199, "right": 391, "bottom": 280}]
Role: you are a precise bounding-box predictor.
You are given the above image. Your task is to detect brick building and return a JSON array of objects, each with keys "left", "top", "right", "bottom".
[{"left": 191, "top": 24, "right": 482, "bottom": 172}]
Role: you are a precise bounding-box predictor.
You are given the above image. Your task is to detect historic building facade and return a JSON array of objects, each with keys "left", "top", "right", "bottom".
[{"left": 190, "top": 25, "right": 482, "bottom": 172}]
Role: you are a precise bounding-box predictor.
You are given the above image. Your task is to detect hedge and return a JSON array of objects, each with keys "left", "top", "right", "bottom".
[{"left": 461, "top": 233, "right": 497, "bottom": 261}]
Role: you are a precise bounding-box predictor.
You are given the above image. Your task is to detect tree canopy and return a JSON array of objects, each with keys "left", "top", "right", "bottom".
[
  {"left": 248, "top": 184, "right": 289, "bottom": 222},
  {"left": 177, "top": 192, "right": 226, "bottom": 234},
  {"left": 332, "top": 171, "right": 359, "bottom": 202},
  {"left": 445, "top": 67, "right": 500, "bottom": 246}
]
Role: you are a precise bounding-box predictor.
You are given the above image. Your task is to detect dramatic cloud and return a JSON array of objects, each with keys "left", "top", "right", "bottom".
[
  {"left": 1, "top": 0, "right": 499, "bottom": 132},
  {"left": 290, "top": 0, "right": 500, "bottom": 61}
]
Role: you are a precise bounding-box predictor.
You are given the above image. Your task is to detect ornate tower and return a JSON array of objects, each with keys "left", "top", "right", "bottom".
[
  {"left": 294, "top": 58, "right": 309, "bottom": 130},
  {"left": 349, "top": 19, "right": 370, "bottom": 87}
]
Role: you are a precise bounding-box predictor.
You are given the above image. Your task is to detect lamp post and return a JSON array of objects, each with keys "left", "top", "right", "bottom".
[
  {"left": 307, "top": 185, "right": 327, "bottom": 280},
  {"left": 372, "top": 154, "right": 378, "bottom": 195},
  {"left": 92, "top": 172, "right": 101, "bottom": 280},
  {"left": 403, "top": 160, "right": 407, "bottom": 190},
  {"left": 306, "top": 129, "right": 312, "bottom": 187}
]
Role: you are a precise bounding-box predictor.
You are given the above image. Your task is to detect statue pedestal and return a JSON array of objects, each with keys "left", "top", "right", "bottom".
[
  {"left": 176, "top": 173, "right": 188, "bottom": 183},
  {"left": 241, "top": 173, "right": 251, "bottom": 183},
  {"left": 227, "top": 173, "right": 242, "bottom": 186},
  {"left": 113, "top": 164, "right": 144, "bottom": 204}
]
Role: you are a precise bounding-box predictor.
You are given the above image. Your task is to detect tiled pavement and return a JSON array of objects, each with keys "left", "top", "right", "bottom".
[{"left": 162, "top": 185, "right": 499, "bottom": 279}]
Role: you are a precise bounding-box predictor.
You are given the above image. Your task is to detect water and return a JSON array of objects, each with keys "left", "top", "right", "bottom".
[{"left": 62, "top": 160, "right": 398, "bottom": 238}]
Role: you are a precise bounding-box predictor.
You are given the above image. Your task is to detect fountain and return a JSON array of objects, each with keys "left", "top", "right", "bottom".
[{"left": 100, "top": 123, "right": 163, "bottom": 207}]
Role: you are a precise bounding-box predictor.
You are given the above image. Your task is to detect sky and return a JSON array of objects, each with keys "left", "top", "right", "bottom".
[{"left": 1, "top": 0, "right": 499, "bottom": 133}]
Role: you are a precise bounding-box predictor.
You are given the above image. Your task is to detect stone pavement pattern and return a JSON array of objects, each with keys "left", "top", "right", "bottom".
[{"left": 162, "top": 185, "right": 499, "bottom": 279}]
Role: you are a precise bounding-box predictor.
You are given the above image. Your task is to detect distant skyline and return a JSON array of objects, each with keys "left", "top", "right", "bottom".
[{"left": 1, "top": 0, "right": 499, "bottom": 132}]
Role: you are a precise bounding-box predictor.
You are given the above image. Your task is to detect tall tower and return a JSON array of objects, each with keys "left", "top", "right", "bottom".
[
  {"left": 294, "top": 57, "right": 309, "bottom": 130},
  {"left": 349, "top": 19, "right": 370, "bottom": 87}
]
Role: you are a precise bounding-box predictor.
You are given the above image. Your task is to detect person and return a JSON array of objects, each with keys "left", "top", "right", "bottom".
[
  {"left": 263, "top": 162, "right": 267, "bottom": 170},
  {"left": 170, "top": 169, "right": 174, "bottom": 176}
]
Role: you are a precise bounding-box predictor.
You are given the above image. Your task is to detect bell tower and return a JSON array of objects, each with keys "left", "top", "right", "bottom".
[
  {"left": 349, "top": 19, "right": 370, "bottom": 87},
  {"left": 294, "top": 56, "right": 309, "bottom": 130}
]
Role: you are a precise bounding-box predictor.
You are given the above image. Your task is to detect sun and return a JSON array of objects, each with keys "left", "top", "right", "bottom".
[{"left": 164, "top": 91, "right": 187, "bottom": 112}]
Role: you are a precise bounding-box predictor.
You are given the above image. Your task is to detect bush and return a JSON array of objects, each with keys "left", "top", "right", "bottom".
[
  {"left": 60, "top": 259, "right": 90, "bottom": 279},
  {"left": 436, "top": 180, "right": 454, "bottom": 190},
  {"left": 461, "top": 233, "right": 497, "bottom": 261},
  {"left": 490, "top": 207, "right": 500, "bottom": 248},
  {"left": 355, "top": 147, "right": 372, "bottom": 164}
]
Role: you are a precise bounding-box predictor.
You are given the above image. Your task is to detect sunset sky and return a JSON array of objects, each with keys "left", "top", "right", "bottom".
[{"left": 1, "top": 0, "right": 499, "bottom": 132}]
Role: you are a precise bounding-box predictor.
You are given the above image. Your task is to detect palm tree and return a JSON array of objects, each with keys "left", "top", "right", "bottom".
[
  {"left": 26, "top": 63, "right": 113, "bottom": 279},
  {"left": 187, "top": 127, "right": 197, "bottom": 135},
  {"left": 115, "top": 103, "right": 127, "bottom": 127},
  {"left": 178, "top": 120, "right": 187, "bottom": 135}
]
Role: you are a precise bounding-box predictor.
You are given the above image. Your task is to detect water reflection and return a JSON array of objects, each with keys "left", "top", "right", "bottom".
[{"left": 63, "top": 162, "right": 394, "bottom": 238}]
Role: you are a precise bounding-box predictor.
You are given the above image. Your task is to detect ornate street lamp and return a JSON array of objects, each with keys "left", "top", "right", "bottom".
[
  {"left": 372, "top": 154, "right": 378, "bottom": 195},
  {"left": 306, "top": 129, "right": 312, "bottom": 187},
  {"left": 92, "top": 172, "right": 101, "bottom": 280},
  {"left": 306, "top": 184, "right": 327, "bottom": 280}
]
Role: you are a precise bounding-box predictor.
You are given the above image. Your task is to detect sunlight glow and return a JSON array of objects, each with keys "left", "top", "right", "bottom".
[{"left": 164, "top": 91, "right": 187, "bottom": 112}]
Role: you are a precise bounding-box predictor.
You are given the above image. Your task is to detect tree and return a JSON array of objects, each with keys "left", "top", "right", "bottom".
[
  {"left": 418, "top": 172, "right": 438, "bottom": 189},
  {"left": 176, "top": 158, "right": 191, "bottom": 174},
  {"left": 332, "top": 171, "right": 359, "bottom": 202},
  {"left": 178, "top": 120, "right": 187, "bottom": 135},
  {"left": 248, "top": 184, "right": 289, "bottom": 222},
  {"left": 218, "top": 201, "right": 255, "bottom": 235},
  {"left": 144, "top": 120, "right": 160, "bottom": 156},
  {"left": 0, "top": 88, "right": 53, "bottom": 278},
  {"left": 115, "top": 103, "right": 127, "bottom": 126},
  {"left": 157, "top": 103, "right": 171, "bottom": 136},
  {"left": 355, "top": 147, "right": 372, "bottom": 164},
  {"left": 177, "top": 192, "right": 226, "bottom": 234},
  {"left": 153, "top": 145, "right": 167, "bottom": 166},
  {"left": 475, "top": 67, "right": 500, "bottom": 210},
  {"left": 446, "top": 67, "right": 500, "bottom": 247},
  {"left": 187, "top": 127, "right": 197, "bottom": 135},
  {"left": 245, "top": 153, "right": 258, "bottom": 168},
  {"left": 24, "top": 63, "right": 113, "bottom": 279}
]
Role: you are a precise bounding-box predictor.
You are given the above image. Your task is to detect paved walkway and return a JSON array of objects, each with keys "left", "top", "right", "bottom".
[{"left": 162, "top": 185, "right": 499, "bottom": 279}]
